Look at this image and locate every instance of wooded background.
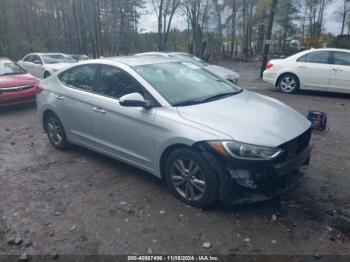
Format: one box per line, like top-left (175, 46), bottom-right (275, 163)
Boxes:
top-left (0, 0), bottom-right (349, 60)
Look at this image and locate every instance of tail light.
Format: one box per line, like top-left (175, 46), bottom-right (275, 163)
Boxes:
top-left (266, 61), bottom-right (273, 70)
top-left (35, 84), bottom-right (44, 94)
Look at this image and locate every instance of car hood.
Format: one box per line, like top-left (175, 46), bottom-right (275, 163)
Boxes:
top-left (0, 73), bottom-right (38, 88)
top-left (206, 65), bottom-right (240, 80)
top-left (177, 91), bottom-right (311, 147)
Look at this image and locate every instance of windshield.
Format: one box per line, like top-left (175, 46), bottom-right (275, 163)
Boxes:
top-left (134, 62), bottom-right (241, 106)
top-left (43, 55), bottom-right (75, 64)
top-left (0, 60), bottom-right (26, 76)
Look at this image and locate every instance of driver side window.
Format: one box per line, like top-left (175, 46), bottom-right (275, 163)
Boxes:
top-left (97, 65), bottom-right (144, 99)
top-left (32, 55), bottom-right (42, 64)
top-left (24, 55), bottom-right (33, 62)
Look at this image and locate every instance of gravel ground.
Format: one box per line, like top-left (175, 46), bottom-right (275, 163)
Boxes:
top-left (0, 62), bottom-right (350, 259)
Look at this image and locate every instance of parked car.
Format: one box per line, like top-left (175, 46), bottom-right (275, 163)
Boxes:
top-left (0, 58), bottom-right (40, 107)
top-left (263, 48), bottom-right (350, 94)
top-left (68, 54), bottom-right (89, 62)
top-left (18, 53), bottom-right (76, 79)
top-left (37, 57), bottom-right (312, 208)
top-left (135, 52), bottom-right (240, 84)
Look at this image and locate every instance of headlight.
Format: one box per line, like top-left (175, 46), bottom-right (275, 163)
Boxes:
top-left (208, 141), bottom-right (283, 160)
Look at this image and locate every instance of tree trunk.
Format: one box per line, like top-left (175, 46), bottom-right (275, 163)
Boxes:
top-left (260, 0), bottom-right (278, 77)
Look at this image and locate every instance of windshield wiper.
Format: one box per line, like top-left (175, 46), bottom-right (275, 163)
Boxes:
top-left (174, 91), bottom-right (241, 107)
top-left (173, 99), bottom-right (204, 107)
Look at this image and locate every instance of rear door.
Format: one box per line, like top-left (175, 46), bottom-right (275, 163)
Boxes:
top-left (55, 64), bottom-right (99, 146)
top-left (296, 51), bottom-right (331, 89)
top-left (90, 65), bottom-right (156, 170)
top-left (329, 51), bottom-right (350, 92)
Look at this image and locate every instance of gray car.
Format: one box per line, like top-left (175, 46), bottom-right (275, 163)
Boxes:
top-left (37, 56), bottom-right (312, 208)
top-left (135, 52), bottom-right (240, 84)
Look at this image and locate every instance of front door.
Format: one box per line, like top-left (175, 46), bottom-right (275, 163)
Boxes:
top-left (91, 65), bottom-right (156, 170)
top-left (329, 51), bottom-right (350, 92)
top-left (296, 50), bottom-right (331, 89)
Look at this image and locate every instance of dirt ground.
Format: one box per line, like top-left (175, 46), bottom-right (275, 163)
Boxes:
top-left (0, 62), bottom-right (350, 259)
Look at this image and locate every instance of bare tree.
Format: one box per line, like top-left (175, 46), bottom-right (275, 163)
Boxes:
top-left (182, 0), bottom-right (210, 56)
top-left (340, 0), bottom-right (350, 35)
top-left (152, 0), bottom-right (182, 50)
top-left (260, 0), bottom-right (278, 77)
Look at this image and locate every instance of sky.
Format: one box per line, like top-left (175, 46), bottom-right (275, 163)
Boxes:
top-left (139, 0), bottom-right (344, 35)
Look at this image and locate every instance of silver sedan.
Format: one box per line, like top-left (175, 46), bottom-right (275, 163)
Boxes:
top-left (37, 57), bottom-right (312, 208)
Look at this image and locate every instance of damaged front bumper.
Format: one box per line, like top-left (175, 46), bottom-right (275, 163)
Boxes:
top-left (201, 143), bottom-right (312, 205)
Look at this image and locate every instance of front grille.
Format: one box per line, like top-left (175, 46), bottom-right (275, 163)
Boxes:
top-left (0, 85), bottom-right (35, 92)
top-left (275, 128), bottom-right (312, 163)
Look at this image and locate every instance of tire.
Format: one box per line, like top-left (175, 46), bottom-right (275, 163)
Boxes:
top-left (165, 148), bottom-right (219, 208)
top-left (44, 71), bottom-right (51, 79)
top-left (277, 73), bottom-right (299, 94)
top-left (44, 112), bottom-right (69, 150)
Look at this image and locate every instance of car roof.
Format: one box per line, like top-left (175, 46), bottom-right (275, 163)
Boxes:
top-left (306, 48), bottom-right (350, 53)
top-left (136, 51), bottom-right (192, 57)
top-left (0, 57), bottom-right (11, 62)
top-left (104, 56), bottom-right (178, 67)
top-left (27, 53), bottom-right (67, 56)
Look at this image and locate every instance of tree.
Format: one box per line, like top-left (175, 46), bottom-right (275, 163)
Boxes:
top-left (182, 0), bottom-right (210, 56)
top-left (260, 0), bottom-right (278, 77)
top-left (340, 0), bottom-right (350, 35)
top-left (276, 0), bottom-right (298, 53)
top-left (152, 0), bottom-right (182, 50)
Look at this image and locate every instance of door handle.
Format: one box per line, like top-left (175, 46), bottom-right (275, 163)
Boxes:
top-left (92, 107), bottom-right (106, 114)
top-left (55, 95), bottom-right (64, 101)
top-left (332, 68), bottom-right (343, 72)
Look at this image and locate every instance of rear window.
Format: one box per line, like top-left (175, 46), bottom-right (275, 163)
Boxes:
top-left (297, 51), bottom-right (330, 64)
top-left (59, 65), bottom-right (97, 91)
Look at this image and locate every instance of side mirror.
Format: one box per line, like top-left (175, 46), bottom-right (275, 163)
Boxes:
top-left (33, 60), bottom-right (42, 65)
top-left (119, 93), bottom-right (151, 109)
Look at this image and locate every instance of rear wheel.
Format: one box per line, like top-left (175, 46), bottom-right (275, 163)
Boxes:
top-left (277, 74), bottom-right (299, 94)
top-left (165, 148), bottom-right (218, 208)
top-left (44, 112), bottom-right (69, 150)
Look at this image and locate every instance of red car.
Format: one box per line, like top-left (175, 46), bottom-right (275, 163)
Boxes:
top-left (0, 58), bottom-right (40, 108)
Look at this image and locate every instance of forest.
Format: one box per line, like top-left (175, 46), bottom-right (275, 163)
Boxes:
top-left (0, 0), bottom-right (349, 60)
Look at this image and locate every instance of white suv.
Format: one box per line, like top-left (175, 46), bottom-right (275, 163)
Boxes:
top-left (263, 48), bottom-right (350, 94)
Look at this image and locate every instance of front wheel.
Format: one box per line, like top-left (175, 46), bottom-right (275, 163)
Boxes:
top-left (277, 74), bottom-right (299, 94)
top-left (165, 148), bottom-right (219, 208)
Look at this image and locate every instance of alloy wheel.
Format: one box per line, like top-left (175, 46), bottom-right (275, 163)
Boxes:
top-left (47, 116), bottom-right (63, 146)
top-left (170, 158), bottom-right (206, 201)
top-left (280, 76), bottom-right (297, 93)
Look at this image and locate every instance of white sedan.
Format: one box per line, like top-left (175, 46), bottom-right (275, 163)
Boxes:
top-left (18, 53), bottom-right (76, 79)
top-left (263, 48), bottom-right (350, 94)
top-left (135, 52), bottom-right (240, 84)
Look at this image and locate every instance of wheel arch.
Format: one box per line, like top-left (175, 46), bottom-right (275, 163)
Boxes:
top-left (275, 72), bottom-right (301, 88)
top-left (159, 143), bottom-right (194, 180)
top-left (42, 109), bottom-right (57, 132)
